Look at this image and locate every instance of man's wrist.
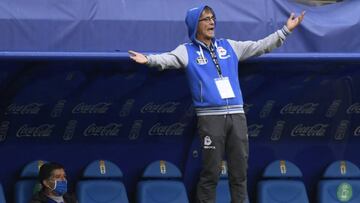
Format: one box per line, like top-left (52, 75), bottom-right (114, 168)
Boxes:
top-left (282, 25), bottom-right (292, 36)
top-left (145, 55), bottom-right (150, 64)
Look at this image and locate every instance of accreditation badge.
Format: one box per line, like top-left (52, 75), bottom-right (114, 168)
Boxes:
top-left (214, 77), bottom-right (235, 99)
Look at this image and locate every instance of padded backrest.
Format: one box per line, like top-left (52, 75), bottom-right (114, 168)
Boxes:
top-left (323, 160), bottom-right (360, 178)
top-left (77, 180), bottom-right (128, 203)
top-left (258, 160), bottom-right (309, 203)
top-left (0, 183), bottom-right (6, 203)
top-left (19, 160), bottom-right (47, 178)
top-left (15, 160), bottom-right (46, 203)
top-left (318, 160), bottom-right (360, 203)
top-left (83, 159), bottom-right (123, 178)
top-left (263, 160), bottom-right (303, 178)
top-left (142, 160), bottom-right (182, 178)
top-left (77, 160), bottom-right (128, 203)
top-left (137, 160), bottom-right (188, 203)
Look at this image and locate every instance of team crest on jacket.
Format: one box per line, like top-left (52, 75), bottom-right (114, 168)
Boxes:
top-left (217, 47), bottom-right (230, 59)
top-left (196, 51), bottom-right (208, 65)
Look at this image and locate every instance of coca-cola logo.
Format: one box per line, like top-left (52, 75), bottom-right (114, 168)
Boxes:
top-left (141, 102), bottom-right (180, 113)
top-left (280, 103), bottom-right (318, 114)
top-left (5, 103), bottom-right (44, 115)
top-left (291, 124), bottom-right (328, 137)
top-left (248, 124), bottom-right (263, 137)
top-left (148, 122), bottom-right (186, 136)
top-left (83, 123), bottom-right (122, 136)
top-left (16, 124), bottom-right (54, 137)
top-left (354, 126), bottom-right (360, 136)
top-left (72, 102), bottom-right (111, 114)
top-left (347, 103), bottom-right (360, 114)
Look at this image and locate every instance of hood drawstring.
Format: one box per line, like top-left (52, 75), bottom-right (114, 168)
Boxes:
top-left (199, 45), bottom-right (205, 60)
top-left (199, 42), bottom-right (223, 78)
top-left (199, 41), bottom-right (217, 60)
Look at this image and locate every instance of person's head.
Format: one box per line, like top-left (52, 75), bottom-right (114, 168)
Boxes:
top-left (196, 7), bottom-right (216, 45)
top-left (39, 162), bottom-right (67, 196)
top-left (185, 5), bottom-right (216, 46)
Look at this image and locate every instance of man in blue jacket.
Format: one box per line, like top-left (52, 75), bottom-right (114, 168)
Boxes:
top-left (129, 5), bottom-right (304, 203)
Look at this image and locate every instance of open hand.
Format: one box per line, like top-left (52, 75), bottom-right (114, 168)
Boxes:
top-left (286, 11), bottom-right (305, 32)
top-left (128, 50), bottom-right (148, 64)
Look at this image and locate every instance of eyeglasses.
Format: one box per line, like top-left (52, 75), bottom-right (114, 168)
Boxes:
top-left (199, 16), bottom-right (216, 23)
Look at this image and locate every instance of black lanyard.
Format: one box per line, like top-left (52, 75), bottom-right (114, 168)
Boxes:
top-left (208, 45), bottom-right (223, 77)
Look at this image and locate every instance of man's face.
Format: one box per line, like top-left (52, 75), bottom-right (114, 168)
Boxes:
top-left (43, 168), bottom-right (66, 190)
top-left (196, 10), bottom-right (215, 42)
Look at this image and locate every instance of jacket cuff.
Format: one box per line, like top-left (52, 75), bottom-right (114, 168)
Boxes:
top-left (145, 55), bottom-right (151, 65)
top-left (277, 25), bottom-right (292, 40)
top-left (282, 25), bottom-right (292, 36)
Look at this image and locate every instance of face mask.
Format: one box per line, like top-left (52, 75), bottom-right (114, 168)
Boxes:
top-left (51, 180), bottom-right (67, 196)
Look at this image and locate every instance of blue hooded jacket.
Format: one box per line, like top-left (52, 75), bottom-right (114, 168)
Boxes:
top-left (183, 5), bottom-right (245, 115)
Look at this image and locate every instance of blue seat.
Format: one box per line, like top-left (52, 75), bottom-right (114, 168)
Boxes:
top-left (216, 161), bottom-right (230, 202)
top-left (137, 160), bottom-right (189, 203)
top-left (0, 183), bottom-right (6, 203)
top-left (76, 160), bottom-right (129, 203)
top-left (216, 160), bottom-right (250, 203)
top-left (257, 160), bottom-right (309, 203)
top-left (15, 160), bottom-right (47, 203)
top-left (318, 160), bottom-right (360, 203)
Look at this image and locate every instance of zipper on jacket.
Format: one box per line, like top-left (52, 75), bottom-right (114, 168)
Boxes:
top-left (199, 81), bottom-right (203, 103)
top-left (226, 98), bottom-right (229, 114)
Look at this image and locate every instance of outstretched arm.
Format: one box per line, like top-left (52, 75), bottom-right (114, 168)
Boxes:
top-left (229, 11), bottom-right (305, 61)
top-left (128, 45), bottom-right (188, 70)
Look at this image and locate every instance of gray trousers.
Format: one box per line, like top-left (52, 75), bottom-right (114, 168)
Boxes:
top-left (196, 113), bottom-right (249, 203)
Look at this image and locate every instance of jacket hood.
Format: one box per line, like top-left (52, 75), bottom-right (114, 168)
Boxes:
top-left (185, 5), bottom-right (215, 44)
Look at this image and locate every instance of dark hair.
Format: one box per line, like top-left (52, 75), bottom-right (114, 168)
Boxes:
top-left (203, 6), bottom-right (216, 18)
top-left (39, 162), bottom-right (64, 186)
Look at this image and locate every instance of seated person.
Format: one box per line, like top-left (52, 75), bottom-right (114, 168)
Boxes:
top-left (30, 162), bottom-right (77, 203)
